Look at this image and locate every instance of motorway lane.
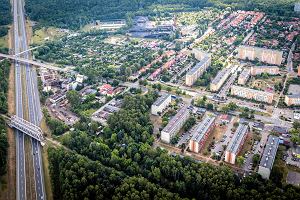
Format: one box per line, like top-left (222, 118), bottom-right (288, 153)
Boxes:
top-left (17, 0), bottom-right (46, 198)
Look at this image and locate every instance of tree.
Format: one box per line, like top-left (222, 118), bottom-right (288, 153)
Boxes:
top-left (252, 154), bottom-right (260, 167)
top-left (207, 103), bottom-right (214, 111)
top-left (66, 90), bottom-right (81, 109)
top-left (236, 156), bottom-right (245, 167)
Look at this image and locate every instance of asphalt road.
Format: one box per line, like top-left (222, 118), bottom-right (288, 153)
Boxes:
top-left (13, 0), bottom-right (46, 199)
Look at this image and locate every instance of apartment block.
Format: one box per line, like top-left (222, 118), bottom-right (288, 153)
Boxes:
top-left (250, 66), bottom-right (279, 76)
top-left (237, 45), bottom-right (283, 65)
top-left (258, 135), bottom-right (279, 179)
top-left (189, 115), bottom-right (216, 153)
top-left (151, 93), bottom-right (172, 115)
top-left (161, 105), bottom-right (190, 143)
top-left (285, 94), bottom-right (300, 106)
top-left (210, 67), bottom-right (231, 92)
top-left (231, 85), bottom-right (274, 104)
top-left (186, 56), bottom-right (211, 86)
top-left (225, 124), bottom-right (249, 164)
top-left (238, 68), bottom-right (250, 85)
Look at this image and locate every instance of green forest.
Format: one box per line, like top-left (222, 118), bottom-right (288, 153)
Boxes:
top-left (48, 92), bottom-right (300, 200)
top-left (0, 0), bottom-right (11, 37)
top-left (25, 0), bottom-right (299, 29)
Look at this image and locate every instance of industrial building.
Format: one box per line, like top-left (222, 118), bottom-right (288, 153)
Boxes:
top-left (161, 105), bottom-right (190, 143)
top-left (237, 45), bottom-right (283, 65)
top-left (151, 93), bottom-right (172, 115)
top-left (250, 66), bottom-right (279, 76)
top-left (186, 56), bottom-right (211, 86)
top-left (238, 68), bottom-right (250, 85)
top-left (225, 123), bottom-right (249, 164)
top-left (231, 85), bottom-right (274, 104)
top-left (285, 94), bottom-right (300, 106)
top-left (258, 135), bottom-right (279, 179)
top-left (210, 67), bottom-right (231, 92)
top-left (189, 115), bottom-right (216, 153)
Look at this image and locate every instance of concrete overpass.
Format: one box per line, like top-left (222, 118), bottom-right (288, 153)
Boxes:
top-left (0, 53), bottom-right (75, 73)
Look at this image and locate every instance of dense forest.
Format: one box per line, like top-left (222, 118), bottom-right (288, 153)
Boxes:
top-left (0, 117), bottom-right (8, 177)
top-left (0, 0), bottom-right (11, 38)
top-left (0, 60), bottom-right (10, 114)
top-left (25, 0), bottom-right (298, 29)
top-left (48, 92), bottom-right (300, 200)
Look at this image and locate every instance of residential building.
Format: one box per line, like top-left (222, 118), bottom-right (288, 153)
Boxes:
top-left (210, 67), bottom-right (231, 92)
top-left (258, 135), bottom-right (279, 179)
top-left (192, 48), bottom-right (208, 61)
top-left (225, 124), bottom-right (249, 164)
top-left (189, 115), bottom-right (216, 153)
top-left (186, 56), bottom-right (211, 86)
top-left (238, 68), bottom-right (250, 85)
top-left (231, 85), bottom-right (274, 104)
top-left (285, 94), bottom-right (300, 106)
top-left (151, 93), bottom-right (172, 115)
top-left (237, 45), bottom-right (283, 65)
top-left (49, 91), bottom-right (67, 105)
top-left (161, 105), bottom-right (190, 143)
top-left (250, 66), bottom-right (279, 76)
top-left (298, 65), bottom-right (300, 76)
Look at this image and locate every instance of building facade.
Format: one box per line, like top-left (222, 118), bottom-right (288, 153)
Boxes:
top-left (161, 105), bottom-right (190, 143)
top-left (210, 67), bottom-right (231, 92)
top-left (285, 94), bottom-right (300, 106)
top-left (237, 45), bottom-right (283, 65)
top-left (225, 124), bottom-right (249, 164)
top-left (258, 135), bottom-right (279, 179)
top-left (295, 3), bottom-right (300, 12)
top-left (231, 85), bottom-right (274, 104)
top-left (238, 68), bottom-right (250, 85)
top-left (189, 115), bottom-right (216, 153)
top-left (186, 56), bottom-right (211, 86)
top-left (151, 93), bottom-right (172, 115)
top-left (250, 66), bottom-right (279, 76)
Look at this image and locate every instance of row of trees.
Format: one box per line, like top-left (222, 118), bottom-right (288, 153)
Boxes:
top-left (0, 0), bottom-right (11, 26)
top-left (48, 91), bottom-right (300, 200)
top-left (0, 117), bottom-right (8, 176)
top-left (0, 60), bottom-right (10, 114)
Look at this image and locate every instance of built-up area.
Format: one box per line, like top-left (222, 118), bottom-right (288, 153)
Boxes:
top-left (33, 8), bottom-right (300, 185)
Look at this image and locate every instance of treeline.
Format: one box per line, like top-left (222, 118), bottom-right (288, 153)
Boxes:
top-left (0, 60), bottom-right (10, 114)
top-left (0, 117), bottom-right (8, 177)
top-left (48, 92), bottom-right (300, 200)
top-left (0, 0), bottom-right (11, 38)
top-left (25, 0), bottom-right (211, 29)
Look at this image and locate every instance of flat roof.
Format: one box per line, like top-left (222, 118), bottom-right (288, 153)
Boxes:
top-left (239, 68), bottom-right (250, 78)
top-left (251, 65), bottom-right (279, 69)
top-left (239, 45), bottom-right (283, 54)
top-left (287, 94), bottom-right (300, 98)
top-left (226, 124), bottom-right (248, 154)
top-left (190, 115), bottom-right (216, 143)
top-left (259, 135), bottom-right (279, 169)
top-left (153, 93), bottom-right (171, 107)
top-left (231, 85), bottom-right (274, 97)
top-left (186, 56), bottom-right (210, 76)
top-left (162, 105), bottom-right (189, 134)
top-left (211, 67), bottom-right (231, 85)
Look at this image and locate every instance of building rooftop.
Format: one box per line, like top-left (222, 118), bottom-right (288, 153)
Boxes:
top-left (162, 105), bottom-right (189, 134)
top-left (287, 94), bottom-right (300, 98)
top-left (190, 115), bottom-right (216, 143)
top-left (153, 93), bottom-right (171, 107)
top-left (226, 123), bottom-right (249, 154)
top-left (211, 67), bottom-right (231, 85)
top-left (251, 65), bottom-right (279, 69)
top-left (186, 56), bottom-right (210, 76)
top-left (239, 68), bottom-right (250, 79)
top-left (231, 85), bottom-right (274, 97)
top-left (259, 135), bottom-right (279, 170)
top-left (239, 45), bottom-right (283, 54)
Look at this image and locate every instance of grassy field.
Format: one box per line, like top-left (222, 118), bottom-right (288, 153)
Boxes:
top-left (0, 35), bottom-right (8, 48)
top-left (31, 27), bottom-right (66, 45)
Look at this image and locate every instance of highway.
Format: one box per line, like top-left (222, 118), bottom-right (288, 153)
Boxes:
top-left (12, 0), bottom-right (46, 199)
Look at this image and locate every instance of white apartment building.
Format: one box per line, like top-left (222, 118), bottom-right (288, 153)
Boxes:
top-left (250, 66), bottom-right (279, 76)
top-left (161, 105), bottom-right (190, 143)
top-left (151, 93), bottom-right (172, 115)
top-left (225, 124), bottom-right (249, 164)
top-left (210, 67), bottom-right (231, 92)
top-left (186, 56), bottom-right (211, 86)
top-left (258, 135), bottom-right (279, 179)
top-left (231, 85), bottom-right (274, 104)
top-left (238, 68), bottom-right (250, 85)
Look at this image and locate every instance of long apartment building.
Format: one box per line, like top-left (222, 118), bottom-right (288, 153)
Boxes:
top-left (285, 94), bottom-right (300, 106)
top-left (189, 115), bottom-right (216, 153)
top-left (210, 67), bottom-right (231, 92)
top-left (186, 56), bottom-right (211, 86)
top-left (231, 85), bottom-right (274, 104)
top-left (250, 66), bottom-right (279, 76)
top-left (161, 105), bottom-right (190, 143)
top-left (225, 124), bottom-right (249, 164)
top-left (237, 45), bottom-right (283, 65)
top-left (151, 93), bottom-right (172, 115)
top-left (258, 135), bottom-right (279, 179)
top-left (238, 68), bottom-right (250, 85)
